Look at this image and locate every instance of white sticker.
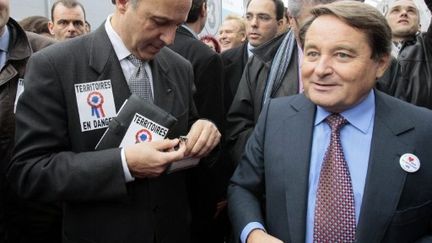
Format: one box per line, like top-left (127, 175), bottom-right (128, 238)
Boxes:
top-left (399, 153), bottom-right (420, 173)
top-left (14, 78), bottom-right (25, 113)
top-left (75, 80), bottom-right (116, 132)
top-left (119, 113), bottom-right (169, 147)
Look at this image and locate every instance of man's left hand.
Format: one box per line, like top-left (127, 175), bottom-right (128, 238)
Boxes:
top-left (184, 119), bottom-right (221, 158)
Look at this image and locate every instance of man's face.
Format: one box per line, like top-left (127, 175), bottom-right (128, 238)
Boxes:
top-left (245, 0), bottom-right (281, 47)
top-left (48, 3), bottom-right (86, 40)
top-left (218, 19), bottom-right (246, 52)
top-left (113, 0), bottom-right (191, 61)
top-left (302, 15), bottom-right (389, 113)
top-left (0, 0), bottom-right (9, 35)
top-left (386, 0), bottom-right (420, 39)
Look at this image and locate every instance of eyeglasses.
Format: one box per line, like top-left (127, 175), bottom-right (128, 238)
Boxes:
top-left (245, 13), bottom-right (274, 23)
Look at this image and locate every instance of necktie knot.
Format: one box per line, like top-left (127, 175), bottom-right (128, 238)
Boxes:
top-left (126, 54), bottom-right (153, 101)
top-left (326, 113), bottom-right (348, 132)
top-left (127, 55), bottom-right (145, 67)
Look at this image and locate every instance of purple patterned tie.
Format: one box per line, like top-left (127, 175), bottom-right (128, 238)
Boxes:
top-left (313, 114), bottom-right (356, 242)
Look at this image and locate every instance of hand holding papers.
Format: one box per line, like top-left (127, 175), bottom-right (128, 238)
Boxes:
top-left (95, 94), bottom-right (201, 176)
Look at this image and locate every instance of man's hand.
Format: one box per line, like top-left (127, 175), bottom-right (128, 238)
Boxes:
top-left (184, 119), bottom-right (221, 158)
top-left (247, 229), bottom-right (283, 243)
top-left (125, 138), bottom-right (186, 178)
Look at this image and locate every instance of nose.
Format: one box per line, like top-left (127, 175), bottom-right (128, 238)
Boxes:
top-left (314, 56), bottom-right (333, 77)
top-left (160, 26), bottom-right (177, 45)
top-left (400, 9), bottom-right (409, 17)
top-left (66, 22), bottom-right (76, 32)
top-left (248, 16), bottom-right (259, 28)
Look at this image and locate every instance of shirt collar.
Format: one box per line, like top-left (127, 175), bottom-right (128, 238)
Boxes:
top-left (247, 42), bottom-right (254, 58)
top-left (0, 26), bottom-right (10, 52)
top-left (181, 24), bottom-right (199, 39)
top-left (104, 15), bottom-right (131, 61)
top-left (314, 90), bottom-right (375, 134)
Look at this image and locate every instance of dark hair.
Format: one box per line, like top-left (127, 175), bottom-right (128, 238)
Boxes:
top-left (187, 0), bottom-right (206, 23)
top-left (299, 1), bottom-right (391, 61)
top-left (19, 16), bottom-right (51, 35)
top-left (51, 0), bottom-right (86, 21)
top-left (246, 0), bottom-right (285, 20)
top-left (200, 35), bottom-right (221, 53)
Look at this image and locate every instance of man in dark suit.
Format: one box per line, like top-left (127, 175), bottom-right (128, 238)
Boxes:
top-left (221, 0), bottom-right (284, 114)
top-left (221, 41), bottom-right (249, 115)
top-left (168, 0), bottom-right (225, 242)
top-left (228, 2), bottom-right (432, 242)
top-left (0, 0), bottom-right (57, 242)
top-left (7, 0), bottom-right (220, 242)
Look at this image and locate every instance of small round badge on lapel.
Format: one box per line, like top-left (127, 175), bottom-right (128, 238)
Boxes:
top-left (399, 153), bottom-right (420, 173)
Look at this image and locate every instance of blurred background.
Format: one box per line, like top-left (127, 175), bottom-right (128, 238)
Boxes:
top-left (10, 0), bottom-right (431, 36)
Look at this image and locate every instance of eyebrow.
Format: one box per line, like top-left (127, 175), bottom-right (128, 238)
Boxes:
top-left (303, 42), bottom-right (358, 54)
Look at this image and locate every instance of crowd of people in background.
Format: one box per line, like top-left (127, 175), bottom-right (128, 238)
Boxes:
top-left (0, 0), bottom-right (432, 242)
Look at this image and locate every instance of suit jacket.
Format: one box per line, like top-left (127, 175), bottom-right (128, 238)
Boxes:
top-left (8, 24), bottom-right (198, 243)
top-left (221, 42), bottom-right (249, 114)
top-left (168, 25), bottom-right (225, 243)
top-left (226, 32), bottom-right (299, 166)
top-left (168, 26), bottom-right (224, 132)
top-left (228, 91), bottom-right (432, 243)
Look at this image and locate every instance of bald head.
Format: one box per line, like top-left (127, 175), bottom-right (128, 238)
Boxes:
top-left (386, 0), bottom-right (420, 42)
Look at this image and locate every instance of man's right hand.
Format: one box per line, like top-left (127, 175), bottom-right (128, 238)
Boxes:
top-left (124, 138), bottom-right (186, 178)
top-left (247, 229), bottom-right (283, 243)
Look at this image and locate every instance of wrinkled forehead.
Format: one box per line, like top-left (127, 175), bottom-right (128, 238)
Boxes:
top-left (388, 0), bottom-right (419, 12)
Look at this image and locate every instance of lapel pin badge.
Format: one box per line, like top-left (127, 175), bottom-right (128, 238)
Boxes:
top-left (399, 153), bottom-right (420, 173)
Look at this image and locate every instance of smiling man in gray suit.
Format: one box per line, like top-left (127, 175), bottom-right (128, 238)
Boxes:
top-left (7, 0), bottom-right (221, 242)
top-left (228, 1), bottom-right (432, 243)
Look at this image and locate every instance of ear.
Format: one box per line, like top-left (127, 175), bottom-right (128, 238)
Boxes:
top-left (48, 21), bottom-right (55, 35)
top-left (200, 2), bottom-right (207, 18)
top-left (116, 0), bottom-right (129, 13)
top-left (376, 53), bottom-right (391, 79)
top-left (240, 33), bottom-right (247, 42)
top-left (276, 18), bottom-right (283, 27)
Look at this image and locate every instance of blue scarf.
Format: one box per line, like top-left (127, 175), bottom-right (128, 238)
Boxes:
top-left (262, 30), bottom-right (296, 105)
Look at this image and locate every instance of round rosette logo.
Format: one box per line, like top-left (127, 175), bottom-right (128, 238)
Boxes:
top-left (135, 129), bottom-right (152, 143)
top-left (87, 91), bottom-right (105, 118)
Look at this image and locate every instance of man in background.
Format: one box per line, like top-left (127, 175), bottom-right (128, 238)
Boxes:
top-left (221, 0), bottom-right (284, 115)
top-left (218, 14), bottom-right (247, 53)
top-left (168, 0), bottom-right (225, 242)
top-left (0, 0), bottom-right (56, 242)
top-left (48, 0), bottom-right (86, 40)
top-left (378, 0), bottom-right (432, 109)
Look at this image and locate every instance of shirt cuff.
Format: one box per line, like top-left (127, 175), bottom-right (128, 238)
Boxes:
top-left (121, 148), bottom-right (135, 182)
top-left (240, 222), bottom-right (265, 243)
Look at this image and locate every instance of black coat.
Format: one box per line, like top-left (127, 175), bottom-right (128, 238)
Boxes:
top-left (377, 9), bottom-right (432, 110)
top-left (220, 42), bottom-right (249, 114)
top-left (168, 26), bottom-right (226, 243)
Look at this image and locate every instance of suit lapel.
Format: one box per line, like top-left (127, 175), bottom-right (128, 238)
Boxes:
top-left (150, 50), bottom-right (175, 113)
top-left (282, 95), bottom-right (316, 243)
top-left (88, 25), bottom-right (131, 111)
top-left (356, 91), bottom-right (414, 242)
